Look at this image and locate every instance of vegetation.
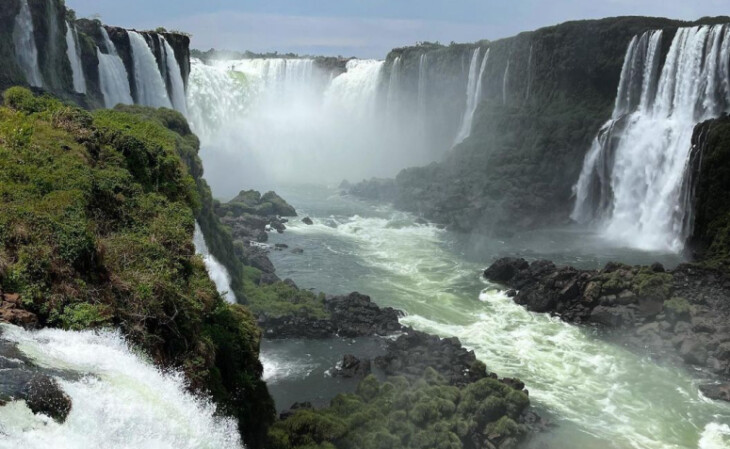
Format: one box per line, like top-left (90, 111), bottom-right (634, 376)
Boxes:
top-left (269, 370), bottom-right (529, 449)
top-left (241, 266), bottom-right (329, 319)
top-left (0, 88), bottom-right (274, 448)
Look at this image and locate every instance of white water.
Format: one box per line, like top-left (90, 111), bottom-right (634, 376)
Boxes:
top-left (12, 0), bottom-right (43, 87)
top-left (386, 56), bottom-right (402, 118)
top-left (65, 22), bottom-right (86, 94)
top-left (161, 37), bottom-right (188, 115)
top-left (454, 47), bottom-right (489, 144)
top-left (193, 223), bottom-right (236, 304)
top-left (128, 31), bottom-right (172, 109)
top-left (98, 28), bottom-right (133, 108)
top-left (188, 57), bottom-right (446, 193)
top-left (573, 25), bottom-right (730, 252)
top-left (268, 191), bottom-right (730, 449)
top-left (0, 324), bottom-right (242, 449)
top-left (502, 59), bottom-right (510, 104)
top-left (417, 53), bottom-right (428, 116)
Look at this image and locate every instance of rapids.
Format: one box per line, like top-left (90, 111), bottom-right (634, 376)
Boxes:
top-left (264, 185), bottom-right (730, 449)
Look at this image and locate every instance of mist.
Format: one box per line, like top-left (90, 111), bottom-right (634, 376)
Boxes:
top-left (186, 53), bottom-right (468, 197)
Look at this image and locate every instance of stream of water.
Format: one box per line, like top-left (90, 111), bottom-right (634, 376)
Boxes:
top-left (263, 185), bottom-right (730, 449)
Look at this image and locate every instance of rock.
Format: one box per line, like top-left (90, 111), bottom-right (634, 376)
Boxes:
top-left (279, 401), bottom-right (313, 420)
top-left (692, 318), bottom-right (716, 334)
top-left (590, 306), bottom-right (634, 328)
top-left (332, 354), bottom-right (371, 378)
top-left (23, 375), bottom-right (72, 423)
top-left (302, 217), bottom-right (314, 225)
top-left (274, 243), bottom-right (289, 250)
top-left (505, 289), bottom-right (517, 298)
top-left (651, 262), bottom-right (666, 273)
top-left (291, 248), bottom-right (304, 254)
top-left (0, 294), bottom-right (38, 328)
top-left (283, 278), bottom-right (298, 289)
top-left (258, 273), bottom-right (280, 285)
top-left (679, 338), bottom-right (708, 366)
top-left (483, 258), bottom-right (529, 284)
top-left (699, 383), bottom-right (730, 402)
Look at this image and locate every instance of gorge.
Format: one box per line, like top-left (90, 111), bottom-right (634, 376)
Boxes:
top-left (1, 1), bottom-right (730, 449)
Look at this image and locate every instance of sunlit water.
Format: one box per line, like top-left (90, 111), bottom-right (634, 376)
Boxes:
top-left (264, 185), bottom-right (730, 449)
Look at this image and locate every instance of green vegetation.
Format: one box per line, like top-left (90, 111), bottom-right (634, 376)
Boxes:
top-left (663, 297), bottom-right (691, 322)
top-left (269, 370), bottom-right (529, 449)
top-left (0, 88), bottom-right (274, 449)
top-left (242, 266), bottom-right (328, 318)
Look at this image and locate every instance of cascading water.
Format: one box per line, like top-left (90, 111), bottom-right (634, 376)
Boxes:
top-left (502, 59), bottom-right (510, 104)
top-left (98, 28), bottom-right (133, 108)
top-left (572, 25), bottom-right (730, 252)
top-left (128, 31), bottom-right (173, 109)
top-left (12, 0), bottom-right (43, 87)
top-left (65, 22), bottom-right (86, 94)
top-left (454, 48), bottom-right (489, 145)
top-left (193, 223), bottom-right (236, 304)
top-left (386, 56), bottom-right (402, 117)
top-left (417, 53), bottom-right (428, 116)
top-left (0, 323), bottom-right (243, 449)
top-left (161, 37), bottom-right (188, 115)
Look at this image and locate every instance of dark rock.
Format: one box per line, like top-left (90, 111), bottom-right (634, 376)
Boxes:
top-left (332, 354), bottom-right (371, 378)
top-left (283, 278), bottom-right (298, 289)
top-left (484, 258), bottom-right (529, 284)
top-left (274, 243), bottom-right (289, 250)
top-left (590, 306), bottom-right (634, 327)
top-left (302, 217), bottom-right (314, 225)
top-left (679, 338), bottom-right (708, 366)
top-left (0, 293), bottom-right (38, 328)
top-left (291, 248), bottom-right (304, 254)
top-left (505, 289), bottom-right (517, 298)
top-left (23, 375), bottom-right (72, 423)
top-left (651, 262), bottom-right (666, 273)
top-left (699, 383), bottom-right (730, 402)
top-left (258, 273), bottom-right (280, 286)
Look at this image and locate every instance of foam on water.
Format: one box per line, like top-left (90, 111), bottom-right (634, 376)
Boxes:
top-left (0, 324), bottom-right (242, 449)
top-left (273, 194), bottom-right (730, 449)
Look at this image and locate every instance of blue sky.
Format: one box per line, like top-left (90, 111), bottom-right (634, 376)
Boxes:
top-left (67, 0), bottom-right (729, 58)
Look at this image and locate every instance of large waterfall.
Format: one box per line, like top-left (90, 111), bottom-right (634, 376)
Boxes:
top-left (12, 0), bottom-right (43, 88)
top-left (572, 24), bottom-right (730, 252)
top-left (65, 22), bottom-right (87, 94)
top-left (128, 31), bottom-right (173, 109)
top-left (454, 48), bottom-right (489, 145)
top-left (97, 28), bottom-right (134, 108)
top-left (0, 324), bottom-right (243, 449)
top-left (188, 56), bottom-right (443, 193)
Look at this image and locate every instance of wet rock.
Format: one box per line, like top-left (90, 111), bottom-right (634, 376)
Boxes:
top-left (291, 248), bottom-right (304, 254)
top-left (699, 383), bottom-right (730, 402)
top-left (23, 375), bottom-right (72, 423)
top-left (483, 258), bottom-right (529, 284)
top-left (302, 217), bottom-right (314, 225)
top-left (258, 273), bottom-right (280, 286)
top-left (332, 354), bottom-right (371, 378)
top-left (590, 306), bottom-right (634, 327)
top-left (679, 338), bottom-right (708, 366)
top-left (274, 243), bottom-right (289, 250)
top-left (283, 278), bottom-right (298, 289)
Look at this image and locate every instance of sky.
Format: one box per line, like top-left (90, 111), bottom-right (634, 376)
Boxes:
top-left (67, 0), bottom-right (729, 58)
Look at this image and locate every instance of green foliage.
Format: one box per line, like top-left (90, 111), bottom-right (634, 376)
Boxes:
top-left (242, 266), bottom-right (329, 318)
top-left (663, 297), bottom-right (691, 322)
top-left (271, 370), bottom-right (529, 449)
top-left (632, 268), bottom-right (672, 300)
top-left (0, 88), bottom-right (274, 449)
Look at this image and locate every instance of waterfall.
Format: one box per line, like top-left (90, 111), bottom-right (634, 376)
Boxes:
top-left (97, 28), bottom-right (133, 108)
top-left (12, 0), bottom-right (43, 87)
top-left (161, 36), bottom-right (188, 115)
top-left (193, 223), bottom-right (236, 304)
top-left (502, 60), bottom-right (510, 104)
top-left (324, 59), bottom-right (384, 116)
top-left (525, 45), bottom-right (533, 102)
top-left (572, 25), bottom-right (730, 252)
top-left (386, 56), bottom-right (402, 116)
top-left (0, 323), bottom-right (243, 449)
top-left (454, 48), bottom-right (489, 145)
top-left (128, 31), bottom-right (172, 109)
top-left (417, 53), bottom-right (428, 115)
top-left (65, 22), bottom-right (86, 94)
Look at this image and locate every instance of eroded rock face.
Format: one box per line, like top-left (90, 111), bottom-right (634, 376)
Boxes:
top-left (0, 293), bottom-right (38, 328)
top-left (483, 257), bottom-right (730, 386)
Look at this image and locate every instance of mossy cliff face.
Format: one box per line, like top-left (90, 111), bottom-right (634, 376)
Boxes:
top-left (375, 16), bottom-right (730, 233)
top-left (686, 115), bottom-right (730, 266)
top-left (1, 0), bottom-right (191, 111)
top-left (0, 88), bottom-right (275, 448)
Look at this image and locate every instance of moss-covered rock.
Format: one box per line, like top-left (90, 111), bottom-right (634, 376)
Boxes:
top-left (0, 88), bottom-right (274, 448)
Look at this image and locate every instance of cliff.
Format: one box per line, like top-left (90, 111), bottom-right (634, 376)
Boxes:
top-left (351, 16), bottom-right (730, 234)
top-left (1, 0), bottom-right (190, 110)
top-left (0, 88), bottom-right (274, 447)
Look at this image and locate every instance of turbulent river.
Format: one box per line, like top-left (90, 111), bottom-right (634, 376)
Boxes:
top-left (261, 185), bottom-right (730, 449)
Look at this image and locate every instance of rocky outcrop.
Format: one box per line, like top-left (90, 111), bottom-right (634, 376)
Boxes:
top-left (259, 292), bottom-right (403, 339)
top-left (340, 178), bottom-right (397, 202)
top-left (484, 258), bottom-right (730, 392)
top-left (331, 354), bottom-right (371, 378)
top-left (0, 293), bottom-right (38, 328)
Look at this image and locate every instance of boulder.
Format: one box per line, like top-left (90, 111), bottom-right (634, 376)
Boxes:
top-left (699, 383), bottom-right (730, 402)
top-left (23, 375), bottom-right (72, 423)
top-left (332, 354), bottom-right (371, 378)
top-left (483, 258), bottom-right (529, 284)
top-left (302, 217), bottom-right (314, 225)
top-left (679, 338), bottom-right (708, 366)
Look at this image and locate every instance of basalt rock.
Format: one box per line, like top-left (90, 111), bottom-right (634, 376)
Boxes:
top-left (260, 292), bottom-right (403, 339)
top-left (332, 354), bottom-right (371, 378)
top-left (484, 257), bottom-right (730, 386)
top-left (23, 374), bottom-right (72, 423)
